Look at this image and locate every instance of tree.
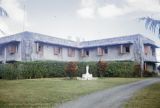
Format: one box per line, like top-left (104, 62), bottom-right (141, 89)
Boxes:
top-left (65, 62), bottom-right (78, 79)
top-left (0, 6), bottom-right (8, 35)
top-left (0, 7), bottom-right (8, 17)
top-left (97, 60), bottom-right (107, 77)
top-left (140, 17), bottom-right (160, 37)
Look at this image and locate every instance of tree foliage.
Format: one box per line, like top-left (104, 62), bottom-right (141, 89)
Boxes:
top-left (0, 61), bottom-right (155, 80)
top-left (65, 62), bottom-right (78, 79)
top-left (0, 6), bottom-right (8, 35)
top-left (97, 60), bottom-right (107, 77)
top-left (140, 17), bottom-right (160, 37)
top-left (0, 7), bottom-right (8, 17)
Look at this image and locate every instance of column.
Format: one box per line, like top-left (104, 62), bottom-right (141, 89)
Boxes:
top-left (3, 47), bottom-right (6, 64)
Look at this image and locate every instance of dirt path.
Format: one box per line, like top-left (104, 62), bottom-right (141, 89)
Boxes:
top-left (56, 78), bottom-right (160, 108)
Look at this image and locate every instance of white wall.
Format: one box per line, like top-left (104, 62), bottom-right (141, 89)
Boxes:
top-left (33, 43), bottom-right (80, 61)
top-left (80, 45), bottom-right (134, 62)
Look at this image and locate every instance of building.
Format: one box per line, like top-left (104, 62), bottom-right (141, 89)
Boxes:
top-left (0, 31), bottom-right (159, 72)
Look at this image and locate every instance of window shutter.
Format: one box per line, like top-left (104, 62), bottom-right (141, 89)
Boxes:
top-left (144, 46), bottom-right (149, 55)
top-left (81, 49), bottom-right (85, 57)
top-left (68, 48), bottom-right (75, 57)
top-left (8, 45), bottom-right (17, 54)
top-left (54, 47), bottom-right (62, 55)
top-left (36, 43), bottom-right (39, 53)
top-left (68, 48), bottom-right (71, 57)
top-left (72, 49), bottom-right (75, 57)
top-left (97, 47), bottom-right (103, 56)
top-left (36, 43), bottom-right (43, 55)
top-left (120, 45), bottom-right (123, 54)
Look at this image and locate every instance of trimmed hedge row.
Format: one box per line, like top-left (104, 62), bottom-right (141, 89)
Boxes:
top-left (0, 61), bottom-right (140, 80)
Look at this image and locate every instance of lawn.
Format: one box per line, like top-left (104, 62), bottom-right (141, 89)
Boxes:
top-left (0, 78), bottom-right (142, 108)
top-left (125, 82), bottom-right (160, 108)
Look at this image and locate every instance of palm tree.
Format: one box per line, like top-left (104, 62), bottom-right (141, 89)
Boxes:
top-left (0, 7), bottom-right (8, 17)
top-left (0, 6), bottom-right (8, 35)
top-left (140, 17), bottom-right (160, 38)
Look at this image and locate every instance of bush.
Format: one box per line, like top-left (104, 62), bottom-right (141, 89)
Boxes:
top-left (133, 64), bottom-right (141, 77)
top-left (65, 62), bottom-right (78, 79)
top-left (107, 62), bottom-right (136, 77)
top-left (97, 60), bottom-right (107, 77)
top-left (0, 61), bottom-right (144, 80)
top-left (0, 61), bottom-right (66, 80)
top-left (143, 70), bottom-right (157, 77)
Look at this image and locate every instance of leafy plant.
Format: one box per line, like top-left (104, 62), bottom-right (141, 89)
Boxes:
top-left (65, 62), bottom-right (78, 79)
top-left (97, 60), bottom-right (107, 77)
top-left (140, 17), bottom-right (160, 37)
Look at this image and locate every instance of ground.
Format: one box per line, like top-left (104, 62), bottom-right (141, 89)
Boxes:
top-left (0, 78), bottom-right (141, 108)
top-left (56, 78), bottom-right (160, 108)
top-left (125, 82), bottom-right (160, 108)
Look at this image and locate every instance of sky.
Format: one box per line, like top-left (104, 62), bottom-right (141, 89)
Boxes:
top-left (0, 0), bottom-right (160, 42)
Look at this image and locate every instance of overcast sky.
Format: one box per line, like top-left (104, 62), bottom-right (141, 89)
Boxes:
top-left (0, 0), bottom-right (160, 42)
top-left (1, 0), bottom-right (160, 60)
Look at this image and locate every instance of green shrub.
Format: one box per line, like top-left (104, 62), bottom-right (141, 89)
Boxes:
top-left (133, 64), bottom-right (141, 77)
top-left (107, 62), bottom-right (136, 77)
top-left (0, 61), bottom-right (142, 80)
top-left (143, 70), bottom-right (157, 77)
top-left (0, 61), bottom-right (66, 80)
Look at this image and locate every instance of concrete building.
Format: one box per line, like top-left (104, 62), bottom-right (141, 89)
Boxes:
top-left (0, 31), bottom-right (159, 72)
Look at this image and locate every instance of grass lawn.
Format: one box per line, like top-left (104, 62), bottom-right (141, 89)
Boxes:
top-left (0, 78), bottom-right (142, 108)
top-left (125, 82), bottom-right (160, 108)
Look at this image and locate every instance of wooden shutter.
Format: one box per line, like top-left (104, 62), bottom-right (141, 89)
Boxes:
top-left (81, 49), bottom-right (85, 57)
top-left (68, 48), bottom-right (74, 57)
top-left (36, 43), bottom-right (39, 53)
top-left (54, 47), bottom-right (61, 55)
top-left (144, 46), bottom-right (149, 55)
top-left (72, 49), bottom-right (75, 57)
top-left (97, 47), bottom-right (103, 56)
top-left (119, 45), bottom-right (124, 54)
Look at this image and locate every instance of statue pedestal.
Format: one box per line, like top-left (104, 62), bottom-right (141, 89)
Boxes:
top-left (81, 65), bottom-right (96, 80)
top-left (82, 73), bottom-right (93, 80)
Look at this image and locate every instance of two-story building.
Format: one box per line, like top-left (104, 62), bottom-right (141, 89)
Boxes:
top-left (0, 31), bottom-right (158, 72)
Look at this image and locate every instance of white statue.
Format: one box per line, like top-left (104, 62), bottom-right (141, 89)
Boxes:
top-left (82, 65), bottom-right (93, 80)
top-left (86, 65), bottom-right (89, 75)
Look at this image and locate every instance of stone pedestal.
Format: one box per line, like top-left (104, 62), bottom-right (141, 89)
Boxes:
top-left (82, 65), bottom-right (94, 80)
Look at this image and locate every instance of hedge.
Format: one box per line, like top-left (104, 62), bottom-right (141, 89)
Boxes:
top-left (0, 61), bottom-right (141, 80)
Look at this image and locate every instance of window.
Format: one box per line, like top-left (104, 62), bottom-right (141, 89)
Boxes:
top-left (152, 47), bottom-right (156, 56)
top-left (80, 49), bottom-right (89, 57)
top-left (8, 45), bottom-right (17, 54)
top-left (124, 46), bottom-right (130, 53)
top-left (104, 47), bottom-right (108, 54)
top-left (97, 47), bottom-right (103, 56)
top-left (144, 46), bottom-right (149, 55)
top-left (54, 46), bottom-right (61, 55)
top-left (38, 44), bottom-right (43, 52)
top-left (80, 49), bottom-right (85, 57)
top-left (0, 47), bottom-right (3, 55)
top-left (120, 45), bottom-right (130, 54)
top-left (85, 50), bottom-right (89, 56)
top-left (68, 48), bottom-right (75, 57)
top-left (36, 43), bottom-right (43, 54)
